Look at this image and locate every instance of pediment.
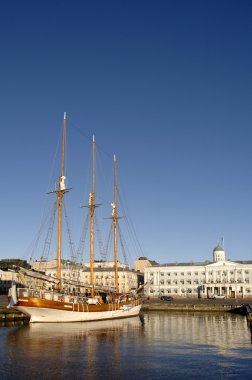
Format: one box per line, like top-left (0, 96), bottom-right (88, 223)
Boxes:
top-left (206, 260), bottom-right (239, 267)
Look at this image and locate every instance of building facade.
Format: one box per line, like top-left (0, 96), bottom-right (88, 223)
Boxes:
top-left (44, 264), bottom-right (140, 294)
top-left (134, 257), bottom-right (157, 273)
top-left (145, 245), bottom-right (252, 299)
top-left (0, 270), bottom-right (16, 294)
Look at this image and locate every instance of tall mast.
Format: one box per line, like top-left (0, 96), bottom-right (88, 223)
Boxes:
top-left (112, 154), bottom-right (119, 291)
top-left (89, 135), bottom-right (95, 297)
top-left (57, 112), bottom-right (67, 289)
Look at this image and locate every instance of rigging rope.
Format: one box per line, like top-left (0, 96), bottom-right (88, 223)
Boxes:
top-left (94, 214), bottom-right (106, 262)
top-left (76, 213), bottom-right (89, 262)
top-left (22, 200), bottom-right (54, 264)
top-left (63, 199), bottom-right (76, 262)
top-left (117, 188), bottom-right (144, 258)
top-left (117, 222), bottom-right (129, 265)
top-left (40, 199), bottom-right (57, 262)
top-left (104, 222), bottom-right (113, 263)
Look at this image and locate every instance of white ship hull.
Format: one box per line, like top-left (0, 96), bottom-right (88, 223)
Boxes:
top-left (16, 304), bottom-right (142, 323)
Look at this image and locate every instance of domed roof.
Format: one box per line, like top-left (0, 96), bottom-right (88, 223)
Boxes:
top-left (213, 244), bottom-right (224, 252)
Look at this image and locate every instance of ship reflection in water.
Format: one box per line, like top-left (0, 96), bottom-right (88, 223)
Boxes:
top-left (0, 312), bottom-right (252, 379)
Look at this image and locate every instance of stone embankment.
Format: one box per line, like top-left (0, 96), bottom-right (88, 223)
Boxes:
top-left (141, 298), bottom-right (251, 314)
top-left (142, 302), bottom-right (241, 312)
top-left (0, 306), bottom-right (29, 323)
top-left (0, 295), bottom-right (29, 323)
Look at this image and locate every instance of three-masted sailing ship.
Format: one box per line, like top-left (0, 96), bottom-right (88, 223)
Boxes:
top-left (9, 113), bottom-right (142, 322)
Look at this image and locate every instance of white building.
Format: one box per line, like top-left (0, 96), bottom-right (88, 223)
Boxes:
top-left (0, 270), bottom-right (17, 294)
top-left (145, 245), bottom-right (252, 299)
top-left (44, 265), bottom-right (140, 294)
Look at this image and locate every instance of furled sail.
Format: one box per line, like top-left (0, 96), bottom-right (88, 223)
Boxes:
top-left (14, 266), bottom-right (60, 284)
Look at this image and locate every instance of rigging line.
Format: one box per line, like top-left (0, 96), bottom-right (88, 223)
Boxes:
top-left (117, 188), bottom-right (144, 257)
top-left (63, 199), bottom-right (76, 262)
top-left (124, 212), bottom-right (143, 258)
top-left (81, 145), bottom-right (92, 205)
top-left (78, 138), bottom-right (94, 216)
top-left (46, 123), bottom-right (62, 193)
top-left (117, 210), bottom-right (139, 266)
top-left (40, 199), bottom-right (57, 261)
top-left (94, 214), bottom-right (106, 261)
top-left (95, 147), bottom-right (111, 205)
top-left (22, 200), bottom-right (53, 263)
top-left (69, 122), bottom-right (93, 144)
top-left (117, 222), bottom-right (129, 265)
top-left (71, 122), bottom-right (114, 162)
top-left (76, 213), bottom-right (89, 262)
top-left (22, 120), bottom-right (64, 263)
top-left (104, 222), bottom-right (113, 263)
top-left (26, 122), bottom-right (64, 263)
top-left (115, 171), bottom-right (141, 252)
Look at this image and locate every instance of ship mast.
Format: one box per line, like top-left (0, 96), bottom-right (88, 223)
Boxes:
top-left (112, 155), bottom-right (119, 292)
top-left (89, 135), bottom-right (96, 297)
top-left (57, 112), bottom-right (67, 289)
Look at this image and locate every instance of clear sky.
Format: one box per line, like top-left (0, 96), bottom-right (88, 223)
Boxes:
top-left (1, 0), bottom-right (252, 266)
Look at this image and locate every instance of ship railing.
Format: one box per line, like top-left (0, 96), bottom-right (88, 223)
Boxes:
top-left (17, 288), bottom-right (141, 307)
top-left (17, 288), bottom-right (51, 299)
top-left (16, 287), bottom-right (83, 303)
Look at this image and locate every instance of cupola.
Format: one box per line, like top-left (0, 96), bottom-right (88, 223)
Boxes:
top-left (213, 244), bottom-right (225, 262)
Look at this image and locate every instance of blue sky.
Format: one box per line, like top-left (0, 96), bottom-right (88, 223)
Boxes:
top-left (1, 1), bottom-right (252, 265)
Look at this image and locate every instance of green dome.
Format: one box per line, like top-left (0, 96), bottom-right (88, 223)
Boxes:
top-left (213, 245), bottom-right (224, 252)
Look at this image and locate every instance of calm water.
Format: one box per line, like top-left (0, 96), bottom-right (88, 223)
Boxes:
top-left (0, 312), bottom-right (251, 379)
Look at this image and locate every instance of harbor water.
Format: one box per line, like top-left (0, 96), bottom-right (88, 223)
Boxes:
top-left (0, 311), bottom-right (251, 379)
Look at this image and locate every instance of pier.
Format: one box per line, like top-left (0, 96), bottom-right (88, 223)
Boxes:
top-left (0, 306), bottom-right (29, 323)
top-left (244, 304), bottom-right (252, 321)
top-left (0, 295), bottom-right (29, 323)
top-left (142, 298), bottom-right (252, 315)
